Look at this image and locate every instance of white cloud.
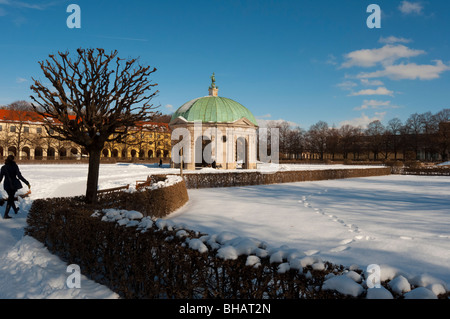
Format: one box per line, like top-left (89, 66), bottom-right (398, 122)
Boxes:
top-left (341, 44), bottom-right (425, 68)
top-left (326, 54), bottom-right (338, 66)
top-left (379, 36), bottom-right (412, 45)
top-left (357, 60), bottom-right (450, 80)
top-left (164, 104), bottom-right (173, 110)
top-left (336, 81), bottom-right (357, 91)
top-left (399, 1), bottom-right (424, 15)
top-left (353, 100), bottom-right (401, 111)
top-left (339, 112), bottom-right (386, 128)
top-left (16, 77), bottom-right (27, 83)
top-left (349, 87), bottom-right (394, 97)
top-left (360, 79), bottom-right (384, 86)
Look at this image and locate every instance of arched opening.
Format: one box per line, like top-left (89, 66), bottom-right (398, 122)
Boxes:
top-left (102, 149), bottom-right (109, 157)
top-left (8, 146), bottom-right (17, 156)
top-left (121, 149), bottom-right (127, 158)
top-left (236, 137), bottom-right (248, 169)
top-left (22, 147), bottom-right (31, 160)
top-left (148, 150), bottom-right (153, 158)
top-left (70, 148), bottom-right (79, 158)
top-left (112, 149), bottom-right (119, 158)
top-left (156, 150), bottom-right (162, 158)
top-left (35, 147), bottom-right (43, 160)
top-left (195, 135), bottom-right (213, 167)
top-left (0, 146), bottom-right (4, 159)
top-left (139, 150), bottom-right (145, 158)
top-left (130, 149), bottom-right (137, 158)
top-left (59, 148), bottom-right (67, 159)
top-left (47, 147), bottom-right (55, 159)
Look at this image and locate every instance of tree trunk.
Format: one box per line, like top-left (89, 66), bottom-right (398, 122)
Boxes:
top-left (86, 148), bottom-right (102, 203)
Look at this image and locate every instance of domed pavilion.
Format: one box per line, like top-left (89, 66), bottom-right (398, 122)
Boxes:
top-left (170, 74), bottom-right (258, 170)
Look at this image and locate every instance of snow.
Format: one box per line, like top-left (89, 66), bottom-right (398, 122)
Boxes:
top-left (0, 163), bottom-right (449, 299)
top-left (404, 287), bottom-right (438, 299)
top-left (366, 286), bottom-right (393, 299)
top-left (388, 275), bottom-right (411, 294)
top-left (322, 275), bottom-right (364, 297)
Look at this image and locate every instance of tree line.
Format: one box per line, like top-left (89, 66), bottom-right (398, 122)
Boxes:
top-left (265, 108), bottom-right (450, 162)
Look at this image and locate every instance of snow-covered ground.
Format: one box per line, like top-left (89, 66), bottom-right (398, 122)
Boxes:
top-left (0, 163), bottom-right (448, 298)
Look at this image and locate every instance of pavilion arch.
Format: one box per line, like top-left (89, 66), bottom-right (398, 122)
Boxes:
top-left (148, 149), bottom-right (154, 158)
top-left (130, 149), bottom-right (137, 158)
top-left (112, 149), bottom-right (119, 158)
top-left (102, 149), bottom-right (110, 157)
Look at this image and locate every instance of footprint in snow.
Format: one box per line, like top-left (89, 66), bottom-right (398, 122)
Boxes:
top-left (329, 245), bottom-right (350, 253)
top-left (339, 238), bottom-right (353, 245)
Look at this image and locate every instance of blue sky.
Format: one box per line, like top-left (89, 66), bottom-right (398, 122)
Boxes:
top-left (0, 0), bottom-right (449, 129)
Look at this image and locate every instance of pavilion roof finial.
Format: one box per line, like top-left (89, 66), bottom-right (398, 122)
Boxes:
top-left (208, 72), bottom-right (219, 97)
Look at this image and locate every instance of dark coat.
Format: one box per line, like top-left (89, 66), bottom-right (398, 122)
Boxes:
top-left (0, 162), bottom-right (29, 192)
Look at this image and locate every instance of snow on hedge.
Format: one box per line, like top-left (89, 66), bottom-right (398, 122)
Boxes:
top-left (92, 207), bottom-right (449, 299)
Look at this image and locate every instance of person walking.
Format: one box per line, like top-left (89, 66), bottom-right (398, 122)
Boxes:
top-left (0, 155), bottom-right (30, 219)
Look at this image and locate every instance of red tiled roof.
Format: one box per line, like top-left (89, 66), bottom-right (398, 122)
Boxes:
top-left (0, 109), bottom-right (170, 129)
top-left (0, 109), bottom-right (45, 122)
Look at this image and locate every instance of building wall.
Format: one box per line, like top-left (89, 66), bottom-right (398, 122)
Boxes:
top-left (0, 115), bottom-right (171, 160)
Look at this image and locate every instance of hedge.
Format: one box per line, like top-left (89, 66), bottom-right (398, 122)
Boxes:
top-left (25, 196), bottom-right (359, 299)
top-left (164, 167), bottom-right (391, 189)
top-left (25, 195), bottom-right (449, 299)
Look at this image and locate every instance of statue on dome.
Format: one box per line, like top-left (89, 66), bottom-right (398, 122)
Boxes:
top-left (210, 72), bottom-right (217, 89)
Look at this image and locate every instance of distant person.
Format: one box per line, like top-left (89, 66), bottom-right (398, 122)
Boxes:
top-left (159, 158), bottom-right (163, 167)
top-left (0, 155), bottom-right (30, 219)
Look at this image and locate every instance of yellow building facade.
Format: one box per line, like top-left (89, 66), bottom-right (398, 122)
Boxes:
top-left (0, 109), bottom-right (171, 160)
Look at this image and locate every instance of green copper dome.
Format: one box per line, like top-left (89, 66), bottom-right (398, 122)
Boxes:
top-left (171, 96), bottom-right (258, 126)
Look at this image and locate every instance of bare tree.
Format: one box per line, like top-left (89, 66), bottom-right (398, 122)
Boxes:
top-left (387, 117), bottom-right (402, 160)
top-left (30, 48), bottom-right (159, 203)
top-left (307, 121), bottom-right (329, 160)
top-left (365, 120), bottom-right (385, 160)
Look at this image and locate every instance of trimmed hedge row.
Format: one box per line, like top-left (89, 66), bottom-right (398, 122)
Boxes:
top-left (25, 196), bottom-right (357, 299)
top-left (26, 198), bottom-right (450, 299)
top-left (98, 177), bottom-right (189, 218)
top-left (171, 167), bottom-right (391, 189)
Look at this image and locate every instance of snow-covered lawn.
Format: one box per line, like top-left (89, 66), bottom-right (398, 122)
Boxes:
top-left (0, 163), bottom-right (448, 298)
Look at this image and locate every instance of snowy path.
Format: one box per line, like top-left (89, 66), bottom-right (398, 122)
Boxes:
top-left (0, 163), bottom-right (449, 298)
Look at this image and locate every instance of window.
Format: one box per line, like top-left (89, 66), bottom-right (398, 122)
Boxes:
top-left (23, 126), bottom-right (30, 133)
top-left (0, 125), bottom-right (2, 131)
top-left (36, 127), bottom-right (42, 134)
top-left (10, 126), bottom-right (16, 133)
